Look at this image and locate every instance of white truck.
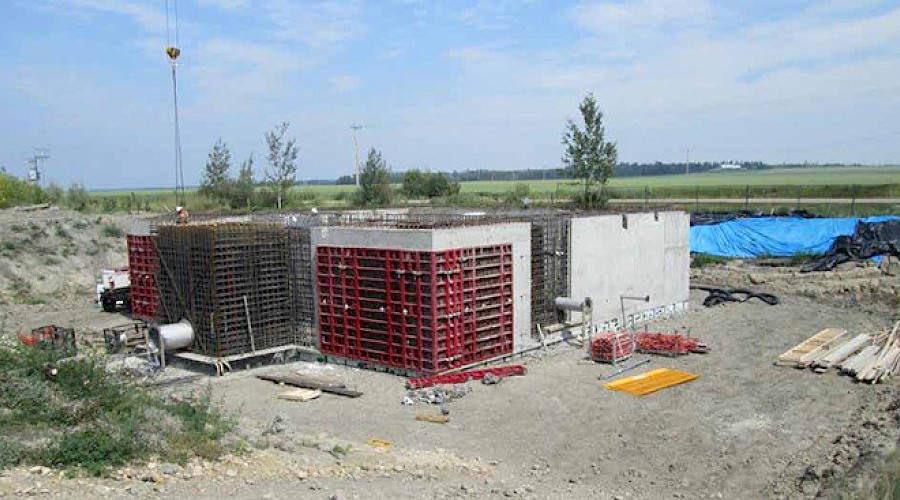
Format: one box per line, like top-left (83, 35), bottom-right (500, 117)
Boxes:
top-left (96, 267), bottom-right (130, 312)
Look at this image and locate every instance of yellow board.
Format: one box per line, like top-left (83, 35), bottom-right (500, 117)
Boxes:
top-left (604, 368), bottom-right (700, 396)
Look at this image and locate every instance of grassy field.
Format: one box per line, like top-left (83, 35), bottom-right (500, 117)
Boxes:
top-left (84, 165), bottom-right (900, 213)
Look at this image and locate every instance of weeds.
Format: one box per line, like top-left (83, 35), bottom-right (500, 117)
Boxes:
top-left (55, 227), bottom-right (71, 239)
top-left (691, 253), bottom-right (731, 268)
top-left (10, 224), bottom-right (24, 233)
top-left (0, 345), bottom-right (237, 475)
top-left (101, 225), bottom-right (123, 238)
top-left (72, 221), bottom-right (88, 230)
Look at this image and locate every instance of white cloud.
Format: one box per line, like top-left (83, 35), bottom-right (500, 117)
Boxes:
top-left (329, 74), bottom-right (361, 92)
top-left (569, 0), bottom-right (713, 33)
top-left (197, 0), bottom-right (248, 11)
top-left (263, 0), bottom-right (365, 51)
top-left (51, 0), bottom-right (167, 31)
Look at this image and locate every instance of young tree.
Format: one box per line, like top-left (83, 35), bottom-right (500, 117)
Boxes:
top-left (200, 139), bottom-right (232, 200)
top-left (401, 169), bottom-right (425, 197)
top-left (264, 122), bottom-right (299, 209)
top-left (354, 148), bottom-right (393, 207)
top-left (230, 154), bottom-right (255, 209)
top-left (562, 93), bottom-right (617, 207)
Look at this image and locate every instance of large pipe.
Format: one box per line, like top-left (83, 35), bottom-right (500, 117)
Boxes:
top-left (554, 296), bottom-right (592, 311)
top-left (149, 319), bottom-right (194, 353)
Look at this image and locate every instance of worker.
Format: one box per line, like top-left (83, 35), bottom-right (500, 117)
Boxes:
top-left (175, 206), bottom-right (189, 224)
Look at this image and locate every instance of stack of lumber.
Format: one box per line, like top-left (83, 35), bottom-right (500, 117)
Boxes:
top-left (777, 322), bottom-right (900, 384)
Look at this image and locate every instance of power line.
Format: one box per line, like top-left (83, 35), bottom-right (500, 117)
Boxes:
top-left (350, 124), bottom-right (363, 187)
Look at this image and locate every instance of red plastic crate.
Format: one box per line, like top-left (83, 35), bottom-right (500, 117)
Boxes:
top-left (316, 244), bottom-right (513, 374)
top-left (127, 234), bottom-right (160, 321)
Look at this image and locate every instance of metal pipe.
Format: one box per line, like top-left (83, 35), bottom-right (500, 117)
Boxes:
top-left (149, 319), bottom-right (194, 353)
top-left (555, 296), bottom-right (592, 311)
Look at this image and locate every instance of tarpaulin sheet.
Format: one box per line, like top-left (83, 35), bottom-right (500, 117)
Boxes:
top-left (690, 216), bottom-right (899, 258)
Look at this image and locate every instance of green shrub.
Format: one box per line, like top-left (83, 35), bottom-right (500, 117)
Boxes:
top-left (0, 346), bottom-right (237, 475)
top-left (691, 253), bottom-right (730, 268)
top-left (102, 225), bottom-right (123, 238)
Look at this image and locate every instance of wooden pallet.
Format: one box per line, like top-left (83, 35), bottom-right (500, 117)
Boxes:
top-left (775, 328), bottom-right (847, 367)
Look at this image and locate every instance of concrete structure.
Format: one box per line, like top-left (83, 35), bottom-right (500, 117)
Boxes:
top-left (570, 211), bottom-right (690, 330)
top-left (311, 223), bottom-right (532, 350)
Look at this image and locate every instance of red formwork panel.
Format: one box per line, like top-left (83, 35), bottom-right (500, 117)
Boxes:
top-left (126, 234), bottom-right (160, 321)
top-left (316, 244), bottom-right (513, 374)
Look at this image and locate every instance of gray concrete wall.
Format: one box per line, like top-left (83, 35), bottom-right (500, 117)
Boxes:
top-left (310, 226), bottom-right (432, 250)
top-left (569, 211), bottom-right (689, 328)
top-left (431, 223), bottom-right (532, 350)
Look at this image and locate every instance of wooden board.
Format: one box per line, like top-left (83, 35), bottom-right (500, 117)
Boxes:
top-left (776, 328), bottom-right (847, 366)
top-left (603, 368), bottom-right (699, 396)
top-left (278, 388), bottom-right (322, 402)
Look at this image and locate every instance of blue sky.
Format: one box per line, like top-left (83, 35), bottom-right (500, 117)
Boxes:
top-left (1, 0), bottom-right (899, 189)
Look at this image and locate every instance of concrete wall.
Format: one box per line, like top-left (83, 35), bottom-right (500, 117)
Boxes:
top-left (569, 211), bottom-right (689, 327)
top-left (310, 226), bottom-right (432, 250)
top-left (431, 223), bottom-right (532, 350)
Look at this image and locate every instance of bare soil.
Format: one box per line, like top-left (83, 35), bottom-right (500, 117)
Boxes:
top-left (1, 210), bottom-right (898, 499)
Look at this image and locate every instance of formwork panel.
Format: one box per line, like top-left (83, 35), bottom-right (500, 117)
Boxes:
top-left (316, 244), bottom-right (513, 374)
top-left (127, 234), bottom-right (160, 321)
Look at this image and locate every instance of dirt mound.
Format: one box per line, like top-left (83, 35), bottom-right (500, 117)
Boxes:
top-left (693, 260), bottom-right (900, 316)
top-left (0, 208), bottom-right (139, 333)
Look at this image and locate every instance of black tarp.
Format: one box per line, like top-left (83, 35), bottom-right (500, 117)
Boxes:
top-left (801, 219), bottom-right (900, 272)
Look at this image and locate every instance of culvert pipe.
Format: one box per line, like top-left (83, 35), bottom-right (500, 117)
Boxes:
top-left (554, 296), bottom-right (592, 311)
top-left (149, 319), bottom-right (194, 353)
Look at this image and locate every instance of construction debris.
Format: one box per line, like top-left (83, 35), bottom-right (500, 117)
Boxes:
top-left (401, 385), bottom-right (471, 406)
top-left (591, 330), bottom-right (708, 362)
top-left (634, 331), bottom-right (708, 356)
top-left (692, 285), bottom-right (780, 307)
top-left (257, 373), bottom-right (363, 398)
top-left (775, 328), bottom-right (847, 366)
top-left (17, 325), bottom-right (76, 355)
top-left (604, 368), bottom-right (700, 396)
top-left (777, 322), bottom-right (900, 383)
top-left (277, 388), bottom-right (322, 402)
top-left (415, 414), bottom-right (450, 424)
top-left (406, 365), bottom-right (526, 389)
top-left (590, 332), bottom-right (633, 363)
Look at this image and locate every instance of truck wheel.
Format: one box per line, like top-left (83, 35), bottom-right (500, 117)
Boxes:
top-left (102, 296), bottom-right (117, 312)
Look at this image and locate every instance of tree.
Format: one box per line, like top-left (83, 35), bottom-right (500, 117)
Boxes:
top-left (401, 169), bottom-right (459, 198)
top-left (354, 148), bottom-right (393, 207)
top-left (401, 169), bottom-right (425, 197)
top-left (265, 122), bottom-right (299, 209)
top-left (562, 93), bottom-right (617, 207)
top-left (230, 154), bottom-right (255, 209)
top-left (200, 139), bottom-right (232, 201)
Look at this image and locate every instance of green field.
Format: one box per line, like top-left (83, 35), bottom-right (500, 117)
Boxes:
top-left (82, 165), bottom-right (899, 215)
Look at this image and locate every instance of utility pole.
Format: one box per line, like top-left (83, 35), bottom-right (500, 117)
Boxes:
top-left (350, 124), bottom-right (363, 187)
top-left (685, 148), bottom-right (691, 176)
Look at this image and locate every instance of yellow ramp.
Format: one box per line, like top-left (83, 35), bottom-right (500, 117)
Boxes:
top-left (604, 368), bottom-right (700, 396)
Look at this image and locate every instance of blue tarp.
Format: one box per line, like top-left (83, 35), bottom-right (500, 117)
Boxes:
top-left (690, 216), bottom-right (900, 258)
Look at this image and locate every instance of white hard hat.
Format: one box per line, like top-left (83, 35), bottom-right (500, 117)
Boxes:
top-left (176, 206), bottom-right (184, 212)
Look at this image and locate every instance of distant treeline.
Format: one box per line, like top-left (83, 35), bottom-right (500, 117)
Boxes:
top-left (333, 161), bottom-right (862, 184)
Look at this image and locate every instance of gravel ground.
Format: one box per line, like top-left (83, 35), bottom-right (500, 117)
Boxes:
top-left (1, 211), bottom-right (897, 499)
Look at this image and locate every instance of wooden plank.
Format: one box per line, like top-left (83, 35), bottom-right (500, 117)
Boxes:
top-left (278, 388), bottom-right (322, 401)
top-left (776, 328), bottom-right (847, 366)
top-left (257, 372), bottom-right (363, 398)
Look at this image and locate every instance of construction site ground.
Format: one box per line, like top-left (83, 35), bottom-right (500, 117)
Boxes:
top-left (1, 211), bottom-right (899, 499)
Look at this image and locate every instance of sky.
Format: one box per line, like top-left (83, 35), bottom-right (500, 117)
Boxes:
top-left (1, 0), bottom-right (899, 189)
